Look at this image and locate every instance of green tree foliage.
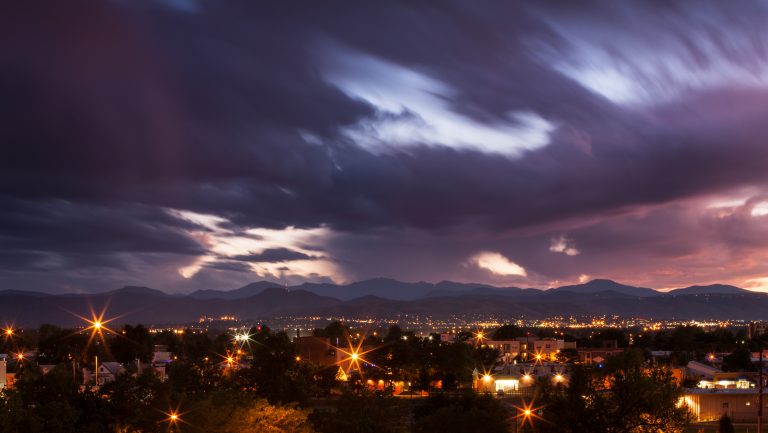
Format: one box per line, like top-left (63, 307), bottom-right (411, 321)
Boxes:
top-left (722, 346), bottom-right (754, 372)
top-left (0, 362), bottom-right (109, 433)
top-left (313, 321), bottom-right (350, 345)
top-left (492, 324), bottom-right (523, 340)
top-left (413, 393), bottom-right (510, 433)
top-left (557, 347), bottom-right (580, 364)
top-left (717, 414), bottom-right (735, 433)
top-left (109, 324), bottom-right (153, 365)
top-left (219, 399), bottom-right (316, 433)
top-left (36, 324), bottom-right (91, 364)
top-left (535, 350), bottom-right (690, 433)
top-left (310, 391), bottom-right (408, 433)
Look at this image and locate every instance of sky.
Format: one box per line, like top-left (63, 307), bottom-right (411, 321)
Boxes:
top-left (3, 1), bottom-right (768, 293)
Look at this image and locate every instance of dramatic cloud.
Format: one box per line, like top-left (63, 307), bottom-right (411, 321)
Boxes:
top-left (549, 236), bottom-right (580, 256)
top-left (4, 1), bottom-right (768, 292)
top-left (471, 252), bottom-right (528, 278)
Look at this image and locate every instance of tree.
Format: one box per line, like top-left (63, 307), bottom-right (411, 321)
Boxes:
top-left (717, 414), bottom-right (735, 433)
top-left (535, 350), bottom-right (690, 433)
top-left (313, 321), bottom-right (350, 345)
top-left (310, 391), bottom-right (407, 433)
top-left (413, 393), bottom-right (510, 433)
top-left (722, 346), bottom-right (753, 372)
top-left (557, 348), bottom-right (580, 364)
top-left (492, 324), bottom-right (523, 340)
top-left (109, 324), bottom-right (153, 365)
top-left (220, 399), bottom-right (316, 433)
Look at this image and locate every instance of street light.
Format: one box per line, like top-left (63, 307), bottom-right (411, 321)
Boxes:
top-left (515, 400), bottom-right (541, 432)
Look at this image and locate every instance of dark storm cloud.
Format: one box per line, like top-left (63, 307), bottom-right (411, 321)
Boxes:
top-left (3, 0), bottom-right (768, 291)
top-left (232, 248), bottom-right (318, 263)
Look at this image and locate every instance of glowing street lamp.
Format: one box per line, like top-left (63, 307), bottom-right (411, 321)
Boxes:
top-left (515, 400), bottom-right (542, 431)
top-left (71, 304), bottom-right (119, 352)
top-left (336, 335), bottom-right (380, 374)
top-left (162, 408), bottom-right (186, 432)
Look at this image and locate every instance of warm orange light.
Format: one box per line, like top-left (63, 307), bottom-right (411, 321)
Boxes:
top-left (16, 352), bottom-right (24, 360)
top-left (336, 334), bottom-right (379, 373)
top-left (227, 356), bottom-right (234, 363)
top-left (515, 399), bottom-right (542, 428)
top-left (483, 374), bottom-right (492, 382)
top-left (295, 356), bottom-right (301, 362)
top-left (523, 374), bottom-right (531, 380)
top-left (93, 321), bottom-right (102, 330)
top-left (170, 414), bottom-right (178, 421)
top-left (4, 328), bottom-right (13, 336)
top-left (555, 374), bottom-right (564, 382)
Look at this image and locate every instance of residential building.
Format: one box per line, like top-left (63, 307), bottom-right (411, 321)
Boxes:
top-left (294, 336), bottom-right (342, 367)
top-left (577, 346), bottom-right (624, 364)
top-left (687, 361), bottom-right (720, 381)
top-left (151, 345), bottom-right (173, 380)
top-left (485, 340), bottom-right (521, 363)
top-left (748, 321), bottom-right (768, 339)
top-left (681, 388), bottom-right (768, 422)
top-left (83, 362), bottom-right (125, 386)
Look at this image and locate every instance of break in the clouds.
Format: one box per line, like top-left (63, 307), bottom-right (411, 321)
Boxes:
top-left (4, 1), bottom-right (768, 293)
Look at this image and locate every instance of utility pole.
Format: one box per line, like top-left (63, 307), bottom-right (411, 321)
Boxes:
top-left (94, 355), bottom-right (98, 387)
top-left (760, 345), bottom-right (764, 433)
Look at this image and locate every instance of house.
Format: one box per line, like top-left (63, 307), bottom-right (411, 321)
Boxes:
top-left (687, 361), bottom-right (720, 381)
top-left (576, 347), bottom-right (624, 364)
top-left (475, 365), bottom-right (569, 394)
top-left (516, 337), bottom-right (567, 361)
top-left (151, 346), bottom-right (173, 380)
top-left (681, 388), bottom-right (768, 422)
top-left (485, 340), bottom-right (521, 363)
top-left (748, 321), bottom-right (768, 339)
top-left (83, 362), bottom-right (126, 385)
top-left (294, 336), bottom-right (343, 367)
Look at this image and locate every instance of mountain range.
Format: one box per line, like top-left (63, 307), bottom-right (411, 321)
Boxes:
top-left (0, 279), bottom-right (761, 327)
